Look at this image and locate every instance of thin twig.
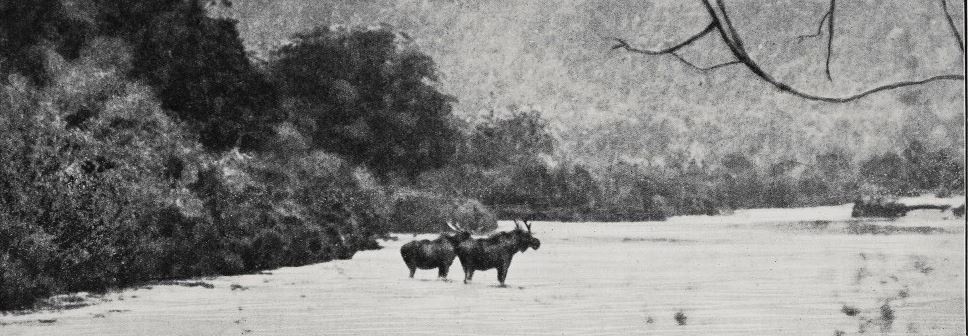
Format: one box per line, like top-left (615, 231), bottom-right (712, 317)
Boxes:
top-left (611, 23), bottom-right (740, 72)
top-left (702, 60), bottom-right (743, 71)
top-left (670, 53), bottom-right (741, 71)
top-left (796, 0), bottom-right (836, 81)
top-left (824, 0), bottom-right (836, 81)
top-left (796, 10), bottom-right (830, 39)
top-left (941, 0), bottom-right (965, 53)
top-left (611, 23), bottom-right (717, 55)
top-left (614, 37), bottom-right (741, 72)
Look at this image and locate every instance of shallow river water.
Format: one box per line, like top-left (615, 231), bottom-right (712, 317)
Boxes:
top-left (1, 203), bottom-right (965, 335)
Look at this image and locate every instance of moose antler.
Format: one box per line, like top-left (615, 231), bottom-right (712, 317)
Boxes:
top-left (513, 219), bottom-right (521, 230)
top-left (523, 219), bottom-right (532, 233)
top-left (447, 220), bottom-right (470, 233)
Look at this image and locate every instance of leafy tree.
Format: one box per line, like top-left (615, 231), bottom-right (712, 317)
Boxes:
top-left (797, 148), bottom-right (857, 205)
top-left (270, 26), bottom-right (460, 179)
top-left (2, 0), bottom-right (281, 151)
top-left (714, 153), bottom-right (762, 208)
top-left (0, 0), bottom-right (90, 82)
top-left (464, 108), bottom-right (556, 168)
top-left (859, 153), bottom-right (908, 195)
top-left (900, 140), bottom-right (965, 194)
top-left (132, 2), bottom-right (281, 151)
top-left (556, 165), bottom-right (601, 208)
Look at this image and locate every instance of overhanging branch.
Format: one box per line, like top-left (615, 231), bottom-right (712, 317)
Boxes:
top-left (698, 0), bottom-right (964, 103)
top-left (614, 0), bottom-right (966, 103)
top-left (770, 74), bottom-right (966, 103)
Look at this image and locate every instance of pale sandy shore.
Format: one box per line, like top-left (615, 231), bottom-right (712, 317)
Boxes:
top-left (1, 201), bottom-right (965, 335)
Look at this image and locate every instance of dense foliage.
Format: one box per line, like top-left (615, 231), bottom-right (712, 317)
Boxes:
top-left (0, 39), bottom-right (388, 309)
top-left (0, 2), bottom-right (412, 310)
top-left (132, 3), bottom-right (282, 151)
top-left (269, 27), bottom-right (460, 180)
top-left (1, 0), bottom-right (282, 151)
top-left (1, 48), bottom-right (192, 308)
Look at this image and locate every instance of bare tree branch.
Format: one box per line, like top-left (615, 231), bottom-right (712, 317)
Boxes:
top-left (611, 23), bottom-right (717, 55)
top-left (672, 55), bottom-right (742, 71)
top-left (695, 0), bottom-right (965, 103)
top-left (788, 74), bottom-right (967, 103)
top-left (796, 0), bottom-right (836, 81)
top-left (614, 0), bottom-right (966, 103)
top-left (613, 37), bottom-right (741, 72)
top-left (796, 7), bottom-right (830, 39)
top-left (668, 52), bottom-right (742, 71)
top-left (824, 0), bottom-right (836, 81)
top-left (610, 23), bottom-right (741, 72)
top-left (941, 0), bottom-right (965, 53)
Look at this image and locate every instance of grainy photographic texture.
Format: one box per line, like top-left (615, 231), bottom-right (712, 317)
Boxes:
top-left (0, 0), bottom-right (965, 335)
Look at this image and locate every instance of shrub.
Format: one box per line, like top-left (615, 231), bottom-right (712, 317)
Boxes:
top-left (389, 191), bottom-right (497, 233)
top-left (451, 199), bottom-right (499, 233)
top-left (0, 49), bottom-right (198, 308)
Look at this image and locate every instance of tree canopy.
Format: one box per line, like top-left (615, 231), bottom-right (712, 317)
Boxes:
top-left (270, 26), bottom-right (460, 180)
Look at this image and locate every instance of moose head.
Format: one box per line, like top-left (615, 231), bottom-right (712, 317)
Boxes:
top-left (512, 219), bottom-right (541, 253)
top-left (444, 220), bottom-right (472, 247)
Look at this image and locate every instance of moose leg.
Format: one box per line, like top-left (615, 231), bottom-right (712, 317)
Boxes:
top-left (497, 260), bottom-right (513, 287)
top-left (405, 259), bottom-right (416, 278)
top-left (463, 267), bottom-right (474, 284)
top-left (438, 264), bottom-right (449, 279)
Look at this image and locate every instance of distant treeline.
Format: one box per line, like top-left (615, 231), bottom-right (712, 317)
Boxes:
top-left (414, 107), bottom-right (965, 221)
top-left (0, 0), bottom-right (964, 310)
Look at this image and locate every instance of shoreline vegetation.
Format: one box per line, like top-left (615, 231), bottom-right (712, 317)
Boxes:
top-left (1, 1), bottom-right (964, 311)
top-left (850, 197), bottom-right (961, 218)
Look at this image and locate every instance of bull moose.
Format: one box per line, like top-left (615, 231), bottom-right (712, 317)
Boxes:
top-left (455, 219), bottom-right (541, 287)
top-left (400, 223), bottom-right (471, 279)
